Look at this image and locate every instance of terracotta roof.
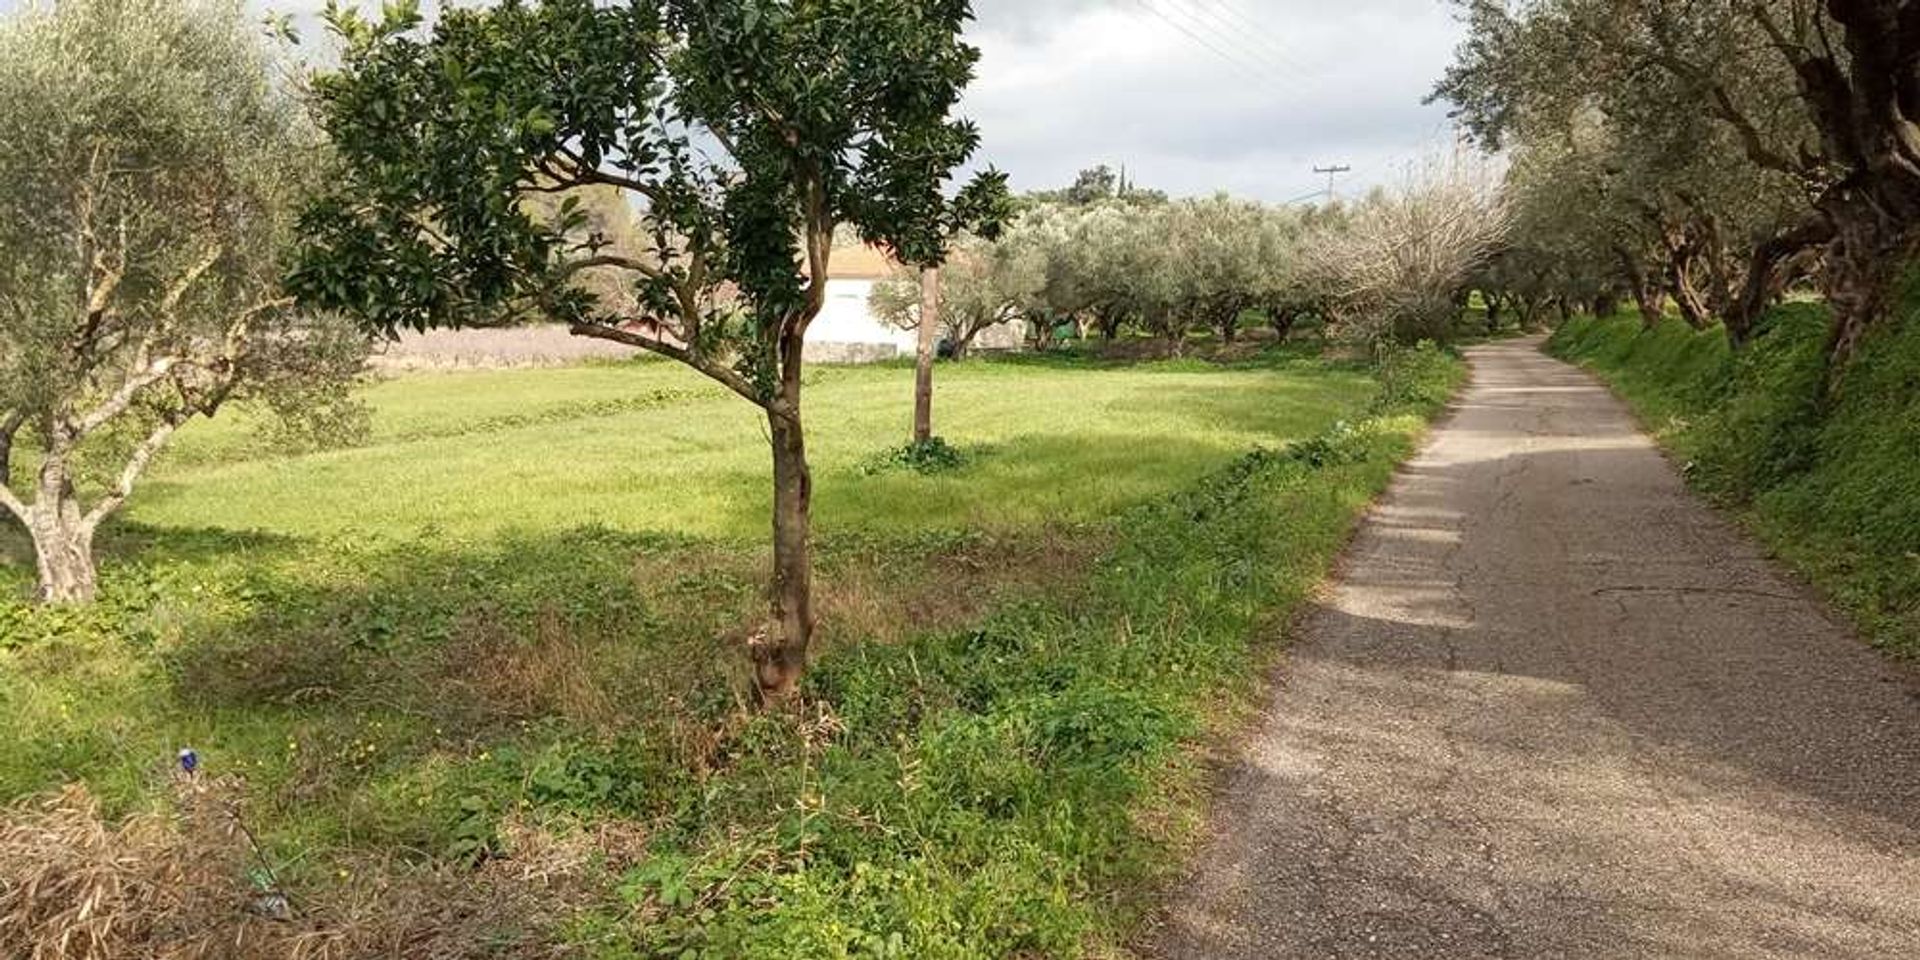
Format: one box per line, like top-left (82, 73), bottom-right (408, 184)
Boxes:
top-left (826, 243), bottom-right (899, 280)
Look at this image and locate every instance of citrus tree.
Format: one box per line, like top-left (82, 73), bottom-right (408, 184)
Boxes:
top-left (290, 0), bottom-right (1006, 701)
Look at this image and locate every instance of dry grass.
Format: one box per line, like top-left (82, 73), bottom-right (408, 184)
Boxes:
top-left (437, 609), bottom-right (623, 732)
top-left (817, 529), bottom-right (1106, 645)
top-left (0, 779), bottom-right (640, 960)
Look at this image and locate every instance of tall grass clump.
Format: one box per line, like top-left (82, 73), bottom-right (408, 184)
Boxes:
top-left (1549, 289), bottom-right (1920, 657)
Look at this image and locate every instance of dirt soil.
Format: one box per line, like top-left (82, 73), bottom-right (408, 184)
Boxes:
top-left (1151, 338), bottom-right (1920, 959)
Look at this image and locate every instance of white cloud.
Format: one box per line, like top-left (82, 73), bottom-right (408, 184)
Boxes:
top-left (959, 0), bottom-right (1468, 201)
top-left (15, 0), bottom-right (1467, 203)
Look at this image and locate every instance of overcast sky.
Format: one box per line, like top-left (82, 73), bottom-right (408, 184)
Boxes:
top-left (961, 0), bottom-right (1468, 202)
top-left (7, 0), bottom-right (1468, 204)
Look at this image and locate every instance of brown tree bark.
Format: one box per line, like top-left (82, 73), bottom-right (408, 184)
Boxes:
top-left (1593, 289), bottom-right (1621, 319)
top-left (1271, 308), bottom-right (1301, 341)
top-left (758, 344), bottom-right (814, 703)
top-left (1752, 1), bottom-right (1920, 373)
top-left (1615, 246), bottom-right (1666, 328)
top-left (1727, 218), bottom-right (1836, 347)
top-left (912, 266), bottom-right (939, 444)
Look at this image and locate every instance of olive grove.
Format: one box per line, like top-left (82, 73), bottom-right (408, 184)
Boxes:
top-left (1435, 0), bottom-right (1920, 371)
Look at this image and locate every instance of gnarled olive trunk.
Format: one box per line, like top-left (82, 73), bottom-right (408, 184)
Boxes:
top-left (1593, 289), bottom-right (1621, 320)
top-left (1727, 219), bottom-right (1834, 347)
top-left (1666, 255), bottom-right (1713, 330)
top-left (25, 459), bottom-right (97, 605)
top-left (1820, 194), bottom-right (1919, 375)
top-left (1615, 245), bottom-right (1665, 328)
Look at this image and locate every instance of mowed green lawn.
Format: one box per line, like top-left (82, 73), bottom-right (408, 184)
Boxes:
top-left (129, 354), bottom-right (1374, 541)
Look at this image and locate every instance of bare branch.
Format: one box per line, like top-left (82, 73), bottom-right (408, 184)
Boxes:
top-left (556, 253), bottom-right (665, 282)
top-left (568, 321), bottom-right (766, 408)
top-left (72, 357), bottom-right (180, 437)
top-left (82, 415), bottom-right (183, 531)
top-left (158, 244), bottom-right (224, 319)
top-left (0, 409), bottom-right (24, 524)
top-left (553, 147), bottom-right (667, 204)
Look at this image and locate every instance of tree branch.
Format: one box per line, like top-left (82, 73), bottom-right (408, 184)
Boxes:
top-left (72, 358), bottom-right (179, 438)
top-left (0, 409), bottom-right (20, 489)
top-left (83, 415), bottom-right (183, 532)
top-left (158, 244), bottom-right (224, 320)
top-left (556, 253), bottom-right (665, 282)
top-left (0, 481), bottom-right (26, 528)
top-left (0, 409), bottom-right (24, 526)
top-left (567, 321), bottom-right (766, 408)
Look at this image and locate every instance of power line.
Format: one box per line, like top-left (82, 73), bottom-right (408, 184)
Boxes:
top-left (1158, 0), bottom-right (1311, 87)
top-left (1187, 0), bottom-right (1319, 84)
top-left (1127, 0), bottom-right (1278, 87)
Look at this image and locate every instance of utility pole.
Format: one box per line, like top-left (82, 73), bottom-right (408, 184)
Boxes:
top-left (1313, 164), bottom-right (1351, 204)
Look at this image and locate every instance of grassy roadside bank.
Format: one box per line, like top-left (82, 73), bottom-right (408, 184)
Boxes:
top-left (1547, 298), bottom-right (1920, 660)
top-left (0, 344), bottom-right (1464, 958)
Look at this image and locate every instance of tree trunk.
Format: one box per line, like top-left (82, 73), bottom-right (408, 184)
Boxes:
top-left (1818, 191), bottom-right (1919, 377)
top-left (1667, 253), bottom-right (1713, 330)
top-left (1270, 309), bottom-right (1299, 341)
top-left (757, 353), bottom-right (814, 704)
top-left (26, 459), bottom-right (97, 605)
top-left (1593, 289), bottom-right (1621, 320)
top-left (1670, 279), bottom-right (1711, 330)
top-left (912, 266), bottom-right (939, 444)
top-left (1616, 246), bottom-right (1665, 328)
top-left (1727, 218), bottom-right (1835, 348)
top-left (1030, 315), bottom-right (1056, 351)
top-left (1219, 311), bottom-right (1238, 343)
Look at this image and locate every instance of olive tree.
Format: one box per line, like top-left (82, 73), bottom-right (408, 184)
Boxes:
top-left (1436, 0), bottom-right (1920, 371)
top-left (290, 0), bottom-right (1005, 701)
top-left (1164, 196), bottom-right (1283, 344)
top-left (0, 0), bottom-right (365, 604)
top-left (871, 230), bottom-right (1042, 360)
top-left (1305, 155), bottom-right (1510, 346)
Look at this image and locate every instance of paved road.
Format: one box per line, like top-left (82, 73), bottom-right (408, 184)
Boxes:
top-left (1151, 338), bottom-right (1920, 959)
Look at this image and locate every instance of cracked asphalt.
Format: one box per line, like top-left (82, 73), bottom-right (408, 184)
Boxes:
top-left (1150, 338), bottom-right (1920, 959)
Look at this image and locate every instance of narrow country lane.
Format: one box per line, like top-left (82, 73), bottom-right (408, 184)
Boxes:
top-left (1152, 338), bottom-right (1920, 959)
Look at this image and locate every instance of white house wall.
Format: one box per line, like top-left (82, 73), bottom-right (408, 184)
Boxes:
top-left (808, 279), bottom-right (918, 356)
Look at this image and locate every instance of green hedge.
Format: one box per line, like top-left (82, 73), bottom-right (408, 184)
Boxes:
top-left (1548, 292), bottom-right (1920, 658)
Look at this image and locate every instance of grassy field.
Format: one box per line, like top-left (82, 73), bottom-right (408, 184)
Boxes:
top-left (1549, 290), bottom-right (1920, 659)
top-left (0, 343), bottom-right (1461, 958)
